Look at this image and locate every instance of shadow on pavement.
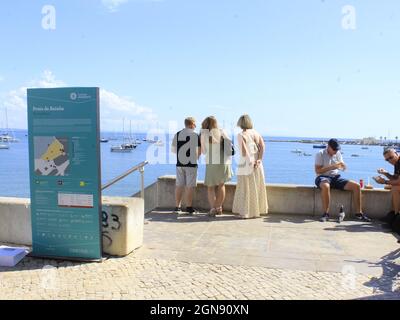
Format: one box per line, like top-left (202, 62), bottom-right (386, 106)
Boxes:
top-left (146, 210), bottom-right (242, 223)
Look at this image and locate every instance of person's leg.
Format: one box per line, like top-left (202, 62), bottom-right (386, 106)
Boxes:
top-left (320, 182), bottom-right (331, 214)
top-left (175, 187), bottom-right (184, 208)
top-left (344, 180), bottom-right (362, 214)
top-left (392, 185), bottom-right (400, 213)
top-left (185, 168), bottom-right (197, 209)
top-left (175, 167), bottom-right (185, 209)
top-left (186, 187), bottom-right (194, 207)
top-left (343, 180), bottom-right (371, 221)
top-left (215, 183), bottom-right (226, 211)
top-left (207, 187), bottom-right (216, 209)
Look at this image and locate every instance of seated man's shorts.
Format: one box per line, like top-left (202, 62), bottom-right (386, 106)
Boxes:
top-left (315, 175), bottom-right (349, 191)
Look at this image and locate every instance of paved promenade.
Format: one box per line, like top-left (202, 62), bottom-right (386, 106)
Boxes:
top-left (0, 212), bottom-right (399, 300)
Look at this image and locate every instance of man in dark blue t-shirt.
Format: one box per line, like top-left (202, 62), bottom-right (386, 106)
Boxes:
top-left (171, 117), bottom-right (201, 214)
top-left (375, 148), bottom-right (400, 216)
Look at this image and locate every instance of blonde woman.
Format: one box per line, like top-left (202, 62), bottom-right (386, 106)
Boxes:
top-left (232, 114), bottom-right (268, 218)
top-left (201, 116), bottom-right (233, 216)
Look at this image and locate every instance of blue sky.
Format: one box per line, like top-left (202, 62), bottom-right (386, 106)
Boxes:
top-left (0, 0), bottom-right (399, 138)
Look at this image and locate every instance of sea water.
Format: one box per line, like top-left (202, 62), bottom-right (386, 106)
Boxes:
top-left (0, 130), bottom-right (394, 198)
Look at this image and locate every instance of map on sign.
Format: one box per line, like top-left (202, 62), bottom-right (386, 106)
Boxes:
top-left (34, 136), bottom-right (70, 176)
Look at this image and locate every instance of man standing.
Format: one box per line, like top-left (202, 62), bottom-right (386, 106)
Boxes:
top-left (374, 148), bottom-right (400, 219)
top-left (315, 139), bottom-right (371, 222)
top-left (171, 117), bottom-right (201, 214)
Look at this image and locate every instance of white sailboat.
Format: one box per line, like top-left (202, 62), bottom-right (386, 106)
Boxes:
top-left (122, 120), bottom-right (138, 149)
top-left (0, 107), bottom-right (18, 143)
top-left (110, 119), bottom-right (137, 152)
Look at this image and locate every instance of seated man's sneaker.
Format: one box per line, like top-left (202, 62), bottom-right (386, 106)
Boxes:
top-left (355, 213), bottom-right (371, 222)
top-left (320, 213), bottom-right (329, 222)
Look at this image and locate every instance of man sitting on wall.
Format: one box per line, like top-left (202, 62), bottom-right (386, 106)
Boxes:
top-left (374, 148), bottom-right (400, 234)
top-left (314, 139), bottom-right (371, 222)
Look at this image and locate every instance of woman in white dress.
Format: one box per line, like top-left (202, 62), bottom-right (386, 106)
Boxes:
top-left (232, 114), bottom-right (268, 219)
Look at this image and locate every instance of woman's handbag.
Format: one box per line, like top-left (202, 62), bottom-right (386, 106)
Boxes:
top-left (221, 136), bottom-right (235, 157)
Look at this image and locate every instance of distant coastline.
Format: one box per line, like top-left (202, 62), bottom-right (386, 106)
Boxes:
top-left (266, 138), bottom-right (400, 148)
top-left (7, 129), bottom-right (400, 148)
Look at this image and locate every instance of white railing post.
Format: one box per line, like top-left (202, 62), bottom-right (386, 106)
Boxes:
top-left (139, 166), bottom-right (145, 199)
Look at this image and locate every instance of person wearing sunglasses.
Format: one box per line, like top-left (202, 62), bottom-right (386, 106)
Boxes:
top-left (315, 139), bottom-right (371, 222)
top-left (374, 148), bottom-right (400, 219)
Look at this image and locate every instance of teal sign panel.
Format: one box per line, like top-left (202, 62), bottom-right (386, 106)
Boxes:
top-left (27, 88), bottom-right (102, 261)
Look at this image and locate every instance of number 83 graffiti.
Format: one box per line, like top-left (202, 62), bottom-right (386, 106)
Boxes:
top-left (102, 210), bottom-right (121, 247)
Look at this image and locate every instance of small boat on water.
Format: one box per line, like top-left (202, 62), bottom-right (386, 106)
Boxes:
top-left (0, 143), bottom-right (10, 150)
top-left (361, 146), bottom-right (369, 150)
top-left (110, 119), bottom-right (138, 152)
top-left (1, 108), bottom-right (19, 143)
top-left (291, 149), bottom-right (303, 154)
top-left (122, 143), bottom-right (137, 149)
top-left (351, 154), bottom-right (360, 157)
top-left (0, 134), bottom-right (19, 143)
top-left (313, 144), bottom-right (326, 149)
top-left (110, 145), bottom-right (133, 153)
top-left (100, 138), bottom-right (109, 143)
top-left (303, 153), bottom-right (312, 157)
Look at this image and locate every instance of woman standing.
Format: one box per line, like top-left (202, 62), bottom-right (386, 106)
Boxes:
top-left (201, 116), bottom-right (233, 216)
top-left (232, 114), bottom-right (268, 218)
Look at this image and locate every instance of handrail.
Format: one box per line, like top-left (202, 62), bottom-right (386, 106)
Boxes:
top-left (101, 161), bottom-right (149, 198)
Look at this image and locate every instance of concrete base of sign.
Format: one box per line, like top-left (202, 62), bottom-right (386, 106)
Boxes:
top-left (0, 196), bottom-right (144, 257)
top-left (101, 197), bottom-right (144, 256)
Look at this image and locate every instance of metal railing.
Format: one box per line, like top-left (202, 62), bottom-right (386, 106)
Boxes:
top-left (101, 161), bottom-right (149, 198)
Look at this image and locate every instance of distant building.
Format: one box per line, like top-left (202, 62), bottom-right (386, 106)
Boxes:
top-left (360, 137), bottom-right (378, 145)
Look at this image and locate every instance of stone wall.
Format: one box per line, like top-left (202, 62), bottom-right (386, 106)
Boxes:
top-left (140, 176), bottom-right (392, 218)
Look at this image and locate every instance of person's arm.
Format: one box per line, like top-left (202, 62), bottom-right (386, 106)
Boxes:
top-left (171, 133), bottom-right (177, 154)
top-left (377, 175), bottom-right (400, 186)
top-left (389, 176), bottom-right (400, 185)
top-left (315, 163), bottom-right (342, 175)
top-left (256, 133), bottom-right (265, 160)
top-left (314, 152), bottom-right (342, 175)
top-left (253, 133), bottom-right (264, 168)
top-left (237, 133), bottom-right (248, 157)
top-left (200, 132), bottom-right (207, 155)
top-left (197, 134), bottom-right (201, 159)
top-left (377, 168), bottom-right (398, 180)
top-left (337, 152), bottom-right (347, 171)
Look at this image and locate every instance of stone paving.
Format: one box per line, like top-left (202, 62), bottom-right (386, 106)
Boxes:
top-left (0, 212), bottom-right (399, 300)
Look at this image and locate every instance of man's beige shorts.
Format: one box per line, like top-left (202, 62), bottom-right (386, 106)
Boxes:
top-left (176, 167), bottom-right (198, 188)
